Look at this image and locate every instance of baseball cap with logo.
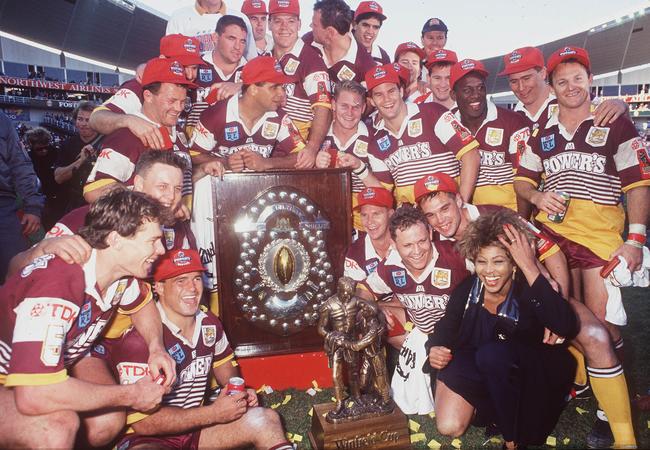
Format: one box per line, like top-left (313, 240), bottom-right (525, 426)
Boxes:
top-left (141, 58), bottom-right (197, 88)
top-left (354, 187), bottom-right (394, 210)
top-left (159, 34), bottom-right (204, 67)
top-left (153, 249), bottom-right (205, 282)
top-left (354, 1), bottom-right (387, 21)
top-left (498, 46), bottom-right (544, 76)
top-left (241, 0), bottom-right (268, 16)
top-left (365, 64), bottom-right (401, 92)
top-left (394, 42), bottom-right (426, 62)
top-left (546, 46), bottom-right (591, 75)
top-left (449, 58), bottom-right (489, 90)
top-left (422, 17), bottom-right (448, 35)
top-left (424, 48), bottom-right (458, 69)
top-left (269, 0), bottom-right (299, 16)
top-left (241, 56), bottom-right (296, 85)
top-left (414, 173), bottom-right (458, 203)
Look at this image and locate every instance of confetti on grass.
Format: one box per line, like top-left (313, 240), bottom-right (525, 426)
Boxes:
top-left (410, 433), bottom-right (426, 443)
top-left (409, 419), bottom-right (421, 432)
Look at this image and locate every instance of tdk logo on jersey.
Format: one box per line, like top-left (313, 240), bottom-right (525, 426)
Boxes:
top-left (225, 126), bottom-right (240, 141)
top-left (541, 134), bottom-right (556, 152)
top-left (77, 300), bottom-right (92, 328)
top-left (378, 136), bottom-right (391, 152)
top-left (392, 270), bottom-right (407, 288)
top-left (167, 343), bottom-right (186, 364)
top-left (199, 69), bottom-right (212, 83)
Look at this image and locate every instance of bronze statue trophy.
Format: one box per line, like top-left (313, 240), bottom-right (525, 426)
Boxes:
top-left (309, 277), bottom-right (409, 449)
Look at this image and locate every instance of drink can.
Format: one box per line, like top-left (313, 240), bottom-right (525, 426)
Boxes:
top-left (226, 377), bottom-right (245, 395)
top-left (547, 191), bottom-right (570, 223)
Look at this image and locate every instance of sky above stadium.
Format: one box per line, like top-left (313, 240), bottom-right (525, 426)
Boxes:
top-left (138, 0), bottom-right (650, 60)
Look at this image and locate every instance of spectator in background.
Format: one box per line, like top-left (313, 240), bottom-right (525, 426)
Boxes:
top-left (25, 127), bottom-right (64, 230)
top-left (54, 101), bottom-right (102, 213)
top-left (0, 110), bottom-right (43, 283)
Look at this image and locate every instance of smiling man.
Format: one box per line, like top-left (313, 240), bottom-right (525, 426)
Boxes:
top-left (352, 1), bottom-right (390, 65)
top-left (416, 49), bottom-right (458, 109)
top-left (420, 18), bottom-right (448, 60)
top-left (84, 58), bottom-right (196, 204)
top-left (449, 59), bottom-right (530, 212)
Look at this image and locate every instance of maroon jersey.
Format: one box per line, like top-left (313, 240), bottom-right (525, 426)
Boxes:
top-left (191, 95), bottom-right (305, 158)
top-left (278, 39), bottom-right (332, 123)
top-left (456, 101), bottom-right (530, 210)
top-left (0, 252), bottom-right (150, 386)
top-left (45, 205), bottom-right (196, 252)
top-left (100, 78), bottom-right (144, 115)
top-left (364, 241), bottom-right (470, 333)
top-left (516, 112), bottom-right (650, 261)
top-left (84, 115), bottom-right (190, 197)
top-left (370, 45), bottom-right (391, 65)
top-left (320, 122), bottom-right (373, 194)
top-left (311, 37), bottom-right (376, 86)
top-left (96, 303), bottom-right (234, 410)
top-left (513, 93), bottom-right (558, 137)
top-left (344, 232), bottom-right (389, 282)
top-left (188, 54), bottom-right (245, 129)
top-left (368, 102), bottom-right (479, 204)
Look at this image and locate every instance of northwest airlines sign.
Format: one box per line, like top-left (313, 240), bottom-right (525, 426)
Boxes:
top-left (0, 76), bottom-right (118, 94)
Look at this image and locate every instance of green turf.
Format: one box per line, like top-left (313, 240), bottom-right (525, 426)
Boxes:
top-left (258, 286), bottom-right (650, 449)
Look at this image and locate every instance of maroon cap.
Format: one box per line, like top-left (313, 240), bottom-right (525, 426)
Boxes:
top-left (241, 0), bottom-right (267, 15)
top-left (498, 47), bottom-right (544, 76)
top-left (241, 56), bottom-right (295, 85)
top-left (354, 1), bottom-right (387, 21)
top-left (141, 58), bottom-right (197, 88)
top-left (546, 46), bottom-right (591, 75)
top-left (153, 249), bottom-right (205, 282)
top-left (365, 64), bottom-right (401, 91)
top-left (160, 34), bottom-right (204, 66)
top-left (425, 48), bottom-right (458, 69)
top-left (394, 41), bottom-right (425, 62)
top-left (269, 0), bottom-right (299, 16)
top-left (354, 187), bottom-right (394, 210)
top-left (414, 173), bottom-right (458, 203)
top-left (449, 58), bottom-right (488, 90)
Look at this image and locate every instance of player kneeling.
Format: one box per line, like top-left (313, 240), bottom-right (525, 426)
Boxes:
top-left (94, 249), bottom-right (293, 450)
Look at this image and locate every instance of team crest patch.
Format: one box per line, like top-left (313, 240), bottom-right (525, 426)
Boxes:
top-left (93, 344), bottom-right (106, 355)
top-left (353, 140), bottom-right (368, 157)
top-left (167, 343), bottom-right (186, 364)
top-left (377, 135), bottom-right (391, 152)
top-left (407, 119), bottom-right (422, 138)
top-left (548, 104), bottom-right (559, 118)
top-left (636, 146), bottom-right (650, 178)
top-left (77, 300), bottom-right (92, 329)
top-left (541, 134), bottom-right (556, 152)
top-left (225, 126), bottom-right (240, 141)
top-left (262, 121), bottom-right (280, 140)
top-left (365, 260), bottom-right (379, 274)
top-left (284, 58), bottom-right (300, 75)
top-left (485, 127), bottom-right (504, 146)
top-left (199, 68), bottom-right (213, 83)
top-left (337, 65), bottom-right (355, 81)
top-left (20, 253), bottom-right (55, 278)
top-left (392, 270), bottom-right (407, 288)
top-left (202, 325), bottom-right (217, 346)
top-left (162, 226), bottom-right (175, 250)
top-left (450, 119), bottom-right (472, 143)
top-left (586, 126), bottom-right (609, 147)
top-left (432, 268), bottom-right (451, 289)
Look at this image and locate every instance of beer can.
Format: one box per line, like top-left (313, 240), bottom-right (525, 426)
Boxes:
top-left (547, 191), bottom-right (570, 223)
top-left (226, 377), bottom-right (245, 395)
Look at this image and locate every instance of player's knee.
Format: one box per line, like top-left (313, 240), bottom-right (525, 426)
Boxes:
top-left (579, 321), bottom-right (613, 354)
top-left (85, 411), bottom-right (126, 447)
top-left (243, 406), bottom-right (282, 435)
top-left (36, 411), bottom-right (80, 449)
top-left (435, 415), bottom-right (467, 438)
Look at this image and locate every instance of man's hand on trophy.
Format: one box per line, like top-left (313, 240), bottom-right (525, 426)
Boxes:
top-left (200, 159), bottom-right (226, 178)
top-left (228, 152), bottom-right (246, 172)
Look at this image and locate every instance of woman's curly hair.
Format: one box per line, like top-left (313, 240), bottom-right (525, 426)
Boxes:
top-left (457, 208), bottom-right (534, 262)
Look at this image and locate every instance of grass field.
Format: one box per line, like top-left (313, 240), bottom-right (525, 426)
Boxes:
top-left (258, 286), bottom-right (650, 449)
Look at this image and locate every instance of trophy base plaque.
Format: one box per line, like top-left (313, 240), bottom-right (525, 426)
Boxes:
top-left (308, 402), bottom-right (410, 449)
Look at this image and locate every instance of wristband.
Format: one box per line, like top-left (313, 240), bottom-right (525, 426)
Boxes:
top-left (352, 162), bottom-right (370, 180)
top-left (627, 233), bottom-right (646, 245)
top-left (628, 223), bottom-right (647, 235)
top-left (625, 239), bottom-right (644, 249)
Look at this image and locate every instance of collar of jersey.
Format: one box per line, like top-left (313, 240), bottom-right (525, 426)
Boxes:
top-left (383, 242), bottom-right (440, 284)
top-left (454, 99), bottom-right (498, 134)
top-left (131, 111), bottom-right (178, 142)
top-left (225, 94), bottom-right (277, 135)
top-left (370, 45), bottom-right (384, 60)
top-left (328, 120), bottom-right (368, 150)
top-left (202, 51), bottom-right (246, 80)
top-left (374, 101), bottom-right (419, 138)
top-left (312, 33), bottom-right (358, 68)
top-left (545, 108), bottom-right (595, 141)
top-left (156, 301), bottom-right (208, 348)
top-left (281, 38), bottom-right (304, 59)
top-left (82, 250), bottom-right (126, 312)
top-left (514, 92), bottom-right (555, 123)
top-left (364, 232), bottom-right (392, 260)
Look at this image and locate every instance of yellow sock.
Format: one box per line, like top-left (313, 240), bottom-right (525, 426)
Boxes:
top-left (209, 290), bottom-right (220, 316)
top-left (588, 365), bottom-right (636, 448)
top-left (568, 345), bottom-right (587, 386)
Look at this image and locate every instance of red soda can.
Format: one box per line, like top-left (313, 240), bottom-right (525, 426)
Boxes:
top-left (153, 373), bottom-right (166, 385)
top-left (226, 377), bottom-right (245, 395)
top-left (547, 191), bottom-right (571, 223)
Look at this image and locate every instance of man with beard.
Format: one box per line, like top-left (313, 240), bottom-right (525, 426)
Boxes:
top-left (352, 1), bottom-right (390, 65)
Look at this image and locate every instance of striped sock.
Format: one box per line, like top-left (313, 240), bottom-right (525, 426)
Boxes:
top-left (614, 338), bottom-right (624, 363)
top-left (269, 443), bottom-right (294, 450)
top-left (588, 365), bottom-right (636, 448)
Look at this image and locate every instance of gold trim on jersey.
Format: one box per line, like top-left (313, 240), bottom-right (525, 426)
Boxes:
top-left (4, 369), bottom-right (68, 387)
top-left (212, 353), bottom-right (235, 369)
top-left (456, 140), bottom-right (480, 160)
top-left (83, 178), bottom-right (117, 195)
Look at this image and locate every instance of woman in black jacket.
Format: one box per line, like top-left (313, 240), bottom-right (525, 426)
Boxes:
top-left (426, 209), bottom-right (578, 449)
